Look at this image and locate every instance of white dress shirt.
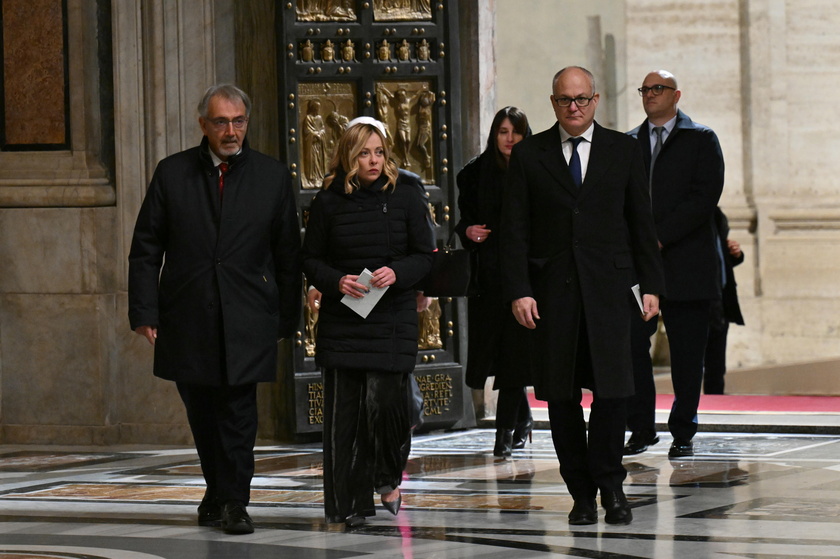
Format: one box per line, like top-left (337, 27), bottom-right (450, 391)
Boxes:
top-left (559, 123), bottom-right (595, 183)
top-left (649, 115), bottom-right (677, 155)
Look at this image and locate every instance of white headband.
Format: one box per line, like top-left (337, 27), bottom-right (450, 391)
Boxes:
top-left (346, 116), bottom-right (387, 138)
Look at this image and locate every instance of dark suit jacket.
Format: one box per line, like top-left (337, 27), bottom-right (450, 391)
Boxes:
top-left (628, 109), bottom-right (724, 301)
top-left (128, 137), bottom-right (302, 386)
top-left (500, 122), bottom-right (664, 401)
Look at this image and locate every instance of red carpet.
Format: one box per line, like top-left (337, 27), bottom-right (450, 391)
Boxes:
top-left (527, 392), bottom-right (840, 414)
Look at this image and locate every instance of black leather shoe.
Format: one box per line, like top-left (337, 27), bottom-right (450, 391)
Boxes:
top-left (221, 501), bottom-right (254, 535)
top-left (669, 438), bottom-right (694, 458)
top-left (493, 429), bottom-right (514, 457)
top-left (601, 490), bottom-right (633, 525)
top-left (568, 499), bottom-right (597, 525)
top-left (381, 488), bottom-right (401, 516)
top-left (512, 416), bottom-right (534, 450)
top-left (197, 494), bottom-right (221, 527)
top-left (345, 515), bottom-right (365, 528)
top-left (623, 430), bottom-right (660, 455)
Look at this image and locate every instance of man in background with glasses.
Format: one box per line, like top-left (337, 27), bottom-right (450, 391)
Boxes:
top-left (501, 66), bottom-right (664, 526)
top-left (624, 70), bottom-right (725, 459)
top-left (128, 84), bottom-right (302, 535)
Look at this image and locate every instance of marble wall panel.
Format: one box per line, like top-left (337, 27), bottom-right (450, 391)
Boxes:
top-left (494, 0), bottom-right (628, 134)
top-left (626, 0), bottom-right (744, 201)
top-left (0, 208), bottom-right (116, 294)
top-left (759, 237), bottom-right (840, 298)
top-left (0, 294), bottom-right (105, 427)
top-left (2, 0), bottom-right (66, 146)
top-left (758, 297), bottom-right (840, 364)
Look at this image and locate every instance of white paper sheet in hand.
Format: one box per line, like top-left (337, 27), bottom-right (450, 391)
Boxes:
top-left (631, 284), bottom-right (644, 314)
top-left (341, 268), bottom-right (389, 319)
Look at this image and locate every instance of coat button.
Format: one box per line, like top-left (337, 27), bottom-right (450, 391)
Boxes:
top-left (573, 208), bottom-right (580, 214)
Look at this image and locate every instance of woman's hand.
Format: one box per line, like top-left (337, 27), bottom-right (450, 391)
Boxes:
top-left (339, 275), bottom-right (368, 299)
top-left (466, 224), bottom-right (491, 243)
top-left (371, 266), bottom-right (396, 288)
top-left (416, 292), bottom-right (432, 312)
top-left (306, 287), bottom-right (322, 312)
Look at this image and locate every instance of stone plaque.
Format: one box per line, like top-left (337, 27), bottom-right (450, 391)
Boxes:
top-left (292, 362), bottom-right (465, 434)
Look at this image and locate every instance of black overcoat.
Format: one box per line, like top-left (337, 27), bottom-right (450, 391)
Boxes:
top-left (454, 152), bottom-right (534, 389)
top-left (302, 170), bottom-right (435, 374)
top-left (128, 137), bottom-right (302, 386)
top-left (500, 122), bottom-right (665, 401)
top-left (628, 110), bottom-right (725, 301)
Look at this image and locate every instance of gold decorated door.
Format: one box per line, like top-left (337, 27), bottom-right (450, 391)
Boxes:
top-left (277, 0), bottom-right (467, 438)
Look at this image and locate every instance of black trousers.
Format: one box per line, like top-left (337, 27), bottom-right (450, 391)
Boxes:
top-left (176, 382), bottom-right (258, 506)
top-left (703, 300), bottom-right (729, 394)
top-left (322, 368), bottom-right (411, 523)
top-left (547, 316), bottom-right (627, 502)
top-left (627, 299), bottom-right (711, 441)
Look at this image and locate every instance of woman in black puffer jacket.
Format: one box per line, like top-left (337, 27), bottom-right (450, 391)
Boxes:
top-left (302, 117), bottom-right (434, 527)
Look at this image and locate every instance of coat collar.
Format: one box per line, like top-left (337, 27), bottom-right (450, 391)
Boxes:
top-left (533, 121), bottom-right (611, 198)
top-left (631, 109), bottom-right (695, 160)
top-left (199, 136), bottom-right (251, 171)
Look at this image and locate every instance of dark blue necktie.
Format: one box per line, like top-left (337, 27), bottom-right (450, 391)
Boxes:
top-left (568, 137), bottom-right (583, 187)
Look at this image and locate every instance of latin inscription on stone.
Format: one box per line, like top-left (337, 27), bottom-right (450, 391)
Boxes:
top-left (415, 373), bottom-right (452, 416)
top-left (307, 382), bottom-right (324, 425)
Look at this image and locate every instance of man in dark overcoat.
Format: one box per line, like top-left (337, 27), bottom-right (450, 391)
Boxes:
top-left (500, 66), bottom-right (664, 526)
top-left (624, 70), bottom-right (725, 459)
top-left (128, 84), bottom-right (301, 535)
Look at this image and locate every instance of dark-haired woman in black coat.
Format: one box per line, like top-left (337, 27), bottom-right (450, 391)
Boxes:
top-left (302, 117), bottom-right (434, 527)
top-left (455, 106), bottom-right (535, 457)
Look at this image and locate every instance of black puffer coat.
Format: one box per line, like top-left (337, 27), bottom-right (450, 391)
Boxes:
top-left (302, 169), bottom-right (435, 373)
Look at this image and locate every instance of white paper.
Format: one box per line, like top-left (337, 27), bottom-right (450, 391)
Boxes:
top-left (341, 268), bottom-right (389, 319)
top-left (631, 284), bottom-right (644, 314)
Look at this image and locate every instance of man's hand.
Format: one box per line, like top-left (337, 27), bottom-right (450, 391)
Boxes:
top-left (466, 224), bottom-right (492, 243)
top-left (641, 294), bottom-right (660, 322)
top-left (512, 297), bottom-right (540, 329)
top-left (135, 325), bottom-right (157, 346)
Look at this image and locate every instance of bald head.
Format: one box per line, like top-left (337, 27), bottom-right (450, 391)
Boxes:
top-left (647, 70), bottom-right (677, 89)
top-left (640, 70), bottom-right (681, 125)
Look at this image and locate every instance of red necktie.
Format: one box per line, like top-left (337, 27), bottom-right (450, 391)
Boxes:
top-left (218, 162), bottom-right (229, 198)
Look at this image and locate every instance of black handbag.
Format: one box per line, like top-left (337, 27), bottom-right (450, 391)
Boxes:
top-left (423, 232), bottom-right (476, 297)
top-left (408, 374), bottom-right (425, 429)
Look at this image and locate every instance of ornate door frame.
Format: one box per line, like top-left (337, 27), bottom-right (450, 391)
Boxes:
top-left (276, 0), bottom-right (469, 438)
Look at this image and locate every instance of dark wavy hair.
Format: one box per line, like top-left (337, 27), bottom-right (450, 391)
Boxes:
top-left (485, 106), bottom-right (530, 169)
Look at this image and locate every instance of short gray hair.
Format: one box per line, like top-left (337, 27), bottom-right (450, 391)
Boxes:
top-left (197, 84), bottom-right (252, 118)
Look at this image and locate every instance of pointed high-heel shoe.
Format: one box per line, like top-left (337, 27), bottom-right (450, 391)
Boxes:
top-left (493, 428), bottom-right (514, 457)
top-left (512, 416), bottom-right (534, 450)
top-left (381, 488), bottom-right (401, 516)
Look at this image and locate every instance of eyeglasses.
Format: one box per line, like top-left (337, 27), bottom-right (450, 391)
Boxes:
top-left (637, 85), bottom-right (676, 96)
top-left (208, 117), bottom-right (249, 130)
top-left (552, 95), bottom-right (595, 107)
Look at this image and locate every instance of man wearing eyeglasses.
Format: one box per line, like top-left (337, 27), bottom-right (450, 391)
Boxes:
top-left (624, 70), bottom-right (725, 460)
top-left (128, 84), bottom-right (301, 535)
top-left (501, 66), bottom-right (664, 526)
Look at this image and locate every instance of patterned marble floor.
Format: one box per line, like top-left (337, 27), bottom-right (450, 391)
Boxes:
top-left (2, 429), bottom-right (840, 558)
